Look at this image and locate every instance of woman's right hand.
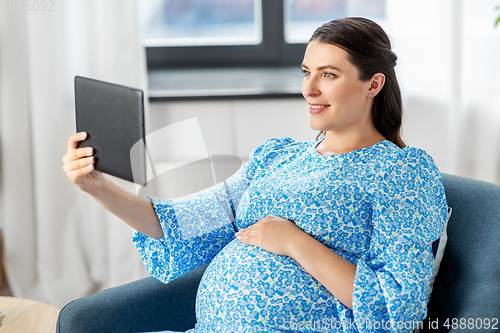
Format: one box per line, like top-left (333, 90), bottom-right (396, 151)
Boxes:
top-left (62, 132), bottom-right (104, 194)
top-left (62, 132), bottom-right (162, 238)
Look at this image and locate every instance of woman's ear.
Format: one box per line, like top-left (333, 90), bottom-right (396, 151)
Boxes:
top-left (368, 73), bottom-right (385, 97)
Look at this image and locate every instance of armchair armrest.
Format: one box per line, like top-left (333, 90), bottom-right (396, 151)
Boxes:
top-left (57, 264), bottom-right (208, 333)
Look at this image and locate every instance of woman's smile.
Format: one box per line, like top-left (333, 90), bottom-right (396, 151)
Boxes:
top-left (308, 103), bottom-right (330, 114)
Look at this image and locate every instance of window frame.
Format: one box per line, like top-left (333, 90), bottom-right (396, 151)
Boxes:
top-left (145, 0), bottom-right (307, 69)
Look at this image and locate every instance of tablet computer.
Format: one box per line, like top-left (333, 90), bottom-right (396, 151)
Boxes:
top-left (74, 76), bottom-right (147, 185)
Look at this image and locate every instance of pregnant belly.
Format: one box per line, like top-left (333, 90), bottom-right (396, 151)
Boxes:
top-left (195, 239), bottom-right (341, 331)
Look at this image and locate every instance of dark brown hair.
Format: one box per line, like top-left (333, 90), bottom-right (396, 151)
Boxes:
top-left (310, 17), bottom-right (405, 148)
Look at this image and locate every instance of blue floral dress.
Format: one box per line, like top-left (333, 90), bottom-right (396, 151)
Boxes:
top-left (132, 137), bottom-right (448, 333)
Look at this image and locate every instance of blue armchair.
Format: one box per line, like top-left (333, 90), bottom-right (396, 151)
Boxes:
top-left (56, 173), bottom-right (500, 332)
top-left (420, 173), bottom-right (500, 332)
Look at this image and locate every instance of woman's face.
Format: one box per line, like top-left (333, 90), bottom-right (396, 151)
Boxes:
top-left (301, 40), bottom-right (374, 134)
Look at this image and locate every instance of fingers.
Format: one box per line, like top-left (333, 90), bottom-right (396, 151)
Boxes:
top-left (235, 228), bottom-right (253, 237)
top-left (63, 132), bottom-right (93, 164)
top-left (63, 155), bottom-right (95, 172)
top-left (62, 146), bottom-right (94, 168)
top-left (71, 146), bottom-right (94, 161)
top-left (63, 132), bottom-right (95, 177)
top-left (235, 227), bottom-right (258, 244)
top-left (66, 164), bottom-right (94, 183)
top-left (67, 131), bottom-right (87, 150)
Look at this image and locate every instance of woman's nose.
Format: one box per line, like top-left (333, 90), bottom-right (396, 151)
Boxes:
top-left (302, 77), bottom-right (320, 98)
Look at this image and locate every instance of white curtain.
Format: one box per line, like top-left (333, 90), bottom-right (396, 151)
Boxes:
top-left (0, 0), bottom-right (149, 307)
top-left (386, 0), bottom-right (500, 183)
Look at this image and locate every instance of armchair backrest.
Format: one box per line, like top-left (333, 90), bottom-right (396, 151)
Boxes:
top-left (421, 173), bottom-right (500, 332)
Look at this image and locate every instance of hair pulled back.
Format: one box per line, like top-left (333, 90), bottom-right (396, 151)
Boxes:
top-left (310, 17), bottom-right (405, 148)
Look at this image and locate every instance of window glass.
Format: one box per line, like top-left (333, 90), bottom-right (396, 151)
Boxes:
top-left (140, 0), bottom-right (262, 46)
top-left (285, 0), bottom-right (386, 43)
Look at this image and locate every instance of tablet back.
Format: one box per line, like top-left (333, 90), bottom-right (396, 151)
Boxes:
top-left (75, 76), bottom-right (146, 185)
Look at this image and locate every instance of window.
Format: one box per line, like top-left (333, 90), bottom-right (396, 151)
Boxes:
top-left (141, 0), bottom-right (386, 100)
top-left (285, 0), bottom-right (386, 43)
top-left (141, 0), bottom-right (262, 47)
top-left (140, 0), bottom-right (386, 69)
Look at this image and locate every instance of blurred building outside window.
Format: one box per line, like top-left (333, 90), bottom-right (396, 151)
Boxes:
top-left (140, 0), bottom-right (261, 47)
top-left (285, 0), bottom-right (386, 43)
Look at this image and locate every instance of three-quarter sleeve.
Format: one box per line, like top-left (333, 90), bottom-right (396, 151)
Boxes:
top-left (132, 137), bottom-right (296, 283)
top-left (352, 148), bottom-right (448, 332)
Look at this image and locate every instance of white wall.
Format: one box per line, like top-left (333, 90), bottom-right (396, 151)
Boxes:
top-left (147, 98), bottom-right (316, 160)
top-left (387, 0), bottom-right (500, 182)
top-left (140, 98), bottom-right (317, 198)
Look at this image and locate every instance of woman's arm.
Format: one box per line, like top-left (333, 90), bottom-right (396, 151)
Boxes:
top-left (235, 216), bottom-right (356, 309)
top-left (288, 227), bottom-right (357, 309)
top-left (89, 176), bottom-right (163, 239)
top-left (62, 132), bottom-right (163, 239)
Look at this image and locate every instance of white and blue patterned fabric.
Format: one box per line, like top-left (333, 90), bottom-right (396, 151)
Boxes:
top-left (132, 137), bottom-right (448, 333)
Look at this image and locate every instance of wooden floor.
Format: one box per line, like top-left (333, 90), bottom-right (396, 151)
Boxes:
top-left (0, 232), bottom-right (61, 332)
top-left (0, 296), bottom-right (60, 333)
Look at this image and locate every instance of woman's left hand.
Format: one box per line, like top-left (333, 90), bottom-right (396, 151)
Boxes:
top-left (235, 216), bottom-right (305, 257)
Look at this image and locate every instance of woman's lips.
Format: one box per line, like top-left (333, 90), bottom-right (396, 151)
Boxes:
top-left (309, 104), bottom-right (330, 114)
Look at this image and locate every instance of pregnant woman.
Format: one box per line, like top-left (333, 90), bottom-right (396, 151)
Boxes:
top-left (61, 17), bottom-right (447, 333)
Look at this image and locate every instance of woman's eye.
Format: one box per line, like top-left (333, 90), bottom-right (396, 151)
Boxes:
top-left (323, 72), bottom-right (336, 78)
top-left (302, 69), bottom-right (311, 78)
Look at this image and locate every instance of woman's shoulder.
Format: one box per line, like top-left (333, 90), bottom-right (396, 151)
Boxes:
top-left (391, 145), bottom-right (437, 169)
top-left (249, 136), bottom-right (309, 161)
top-left (376, 143), bottom-right (441, 180)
